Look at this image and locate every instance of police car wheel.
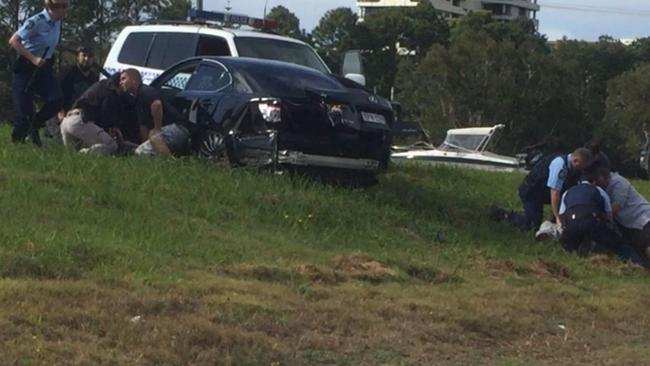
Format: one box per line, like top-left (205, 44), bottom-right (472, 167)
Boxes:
top-left (197, 131), bottom-right (226, 161)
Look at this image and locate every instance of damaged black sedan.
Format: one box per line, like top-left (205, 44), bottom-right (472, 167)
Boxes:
top-left (151, 56), bottom-right (393, 181)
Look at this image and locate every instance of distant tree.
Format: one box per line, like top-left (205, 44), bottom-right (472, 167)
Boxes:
top-left (396, 13), bottom-right (556, 152)
top-left (310, 7), bottom-right (358, 73)
top-left (552, 38), bottom-right (635, 153)
top-left (266, 5), bottom-right (303, 40)
top-left (600, 64), bottom-right (650, 173)
top-left (157, 0), bottom-right (190, 21)
top-left (628, 37), bottom-right (650, 65)
top-left (357, 1), bottom-right (448, 97)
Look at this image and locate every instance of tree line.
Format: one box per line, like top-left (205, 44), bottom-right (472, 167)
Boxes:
top-left (1, 1), bottom-right (649, 174)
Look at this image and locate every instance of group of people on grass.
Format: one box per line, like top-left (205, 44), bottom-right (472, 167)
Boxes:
top-left (490, 147), bottom-right (650, 268)
top-left (8, 0), bottom-right (181, 157)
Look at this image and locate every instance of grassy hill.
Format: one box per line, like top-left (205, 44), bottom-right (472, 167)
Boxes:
top-left (1, 127), bottom-right (649, 365)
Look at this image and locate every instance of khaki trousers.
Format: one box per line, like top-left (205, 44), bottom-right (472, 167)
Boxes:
top-left (60, 109), bottom-right (117, 155)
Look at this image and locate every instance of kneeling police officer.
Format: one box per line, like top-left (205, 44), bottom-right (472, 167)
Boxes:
top-left (490, 148), bottom-right (593, 230)
top-left (559, 165), bottom-right (644, 264)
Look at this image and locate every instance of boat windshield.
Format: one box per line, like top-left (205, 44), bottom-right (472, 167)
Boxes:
top-left (440, 134), bottom-right (488, 152)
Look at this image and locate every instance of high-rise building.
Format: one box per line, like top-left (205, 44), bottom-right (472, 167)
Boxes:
top-left (357, 0), bottom-right (540, 24)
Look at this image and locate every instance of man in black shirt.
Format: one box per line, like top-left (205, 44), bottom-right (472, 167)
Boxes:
top-left (45, 46), bottom-right (100, 140)
top-left (119, 68), bottom-right (179, 156)
top-left (59, 46), bottom-right (99, 111)
top-left (59, 74), bottom-right (127, 154)
top-left (119, 68), bottom-right (167, 140)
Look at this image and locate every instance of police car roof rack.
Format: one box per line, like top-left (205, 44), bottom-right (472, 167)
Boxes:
top-left (140, 19), bottom-right (207, 26)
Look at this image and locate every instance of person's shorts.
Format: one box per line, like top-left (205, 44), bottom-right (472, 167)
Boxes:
top-left (135, 124), bottom-right (190, 156)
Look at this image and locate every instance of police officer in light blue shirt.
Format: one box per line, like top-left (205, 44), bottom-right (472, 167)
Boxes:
top-left (8, 0), bottom-right (68, 145)
top-left (560, 165), bottom-right (646, 266)
top-left (489, 148), bottom-right (592, 230)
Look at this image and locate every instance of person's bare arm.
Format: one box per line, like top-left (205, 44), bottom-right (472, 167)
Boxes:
top-left (149, 100), bottom-right (163, 136)
top-left (551, 189), bottom-right (562, 224)
top-left (8, 33), bottom-right (44, 66)
top-left (149, 133), bottom-right (172, 157)
top-left (611, 202), bottom-right (622, 216)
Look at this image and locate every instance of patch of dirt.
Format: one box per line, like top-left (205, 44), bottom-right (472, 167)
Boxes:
top-left (222, 264), bottom-right (295, 283)
top-left (476, 258), bottom-right (528, 277)
top-left (527, 260), bottom-right (571, 280)
top-left (295, 264), bottom-right (339, 284)
top-left (587, 254), bottom-right (646, 275)
top-left (405, 265), bottom-right (461, 284)
top-left (331, 253), bottom-right (398, 282)
top-left (588, 254), bottom-right (622, 267)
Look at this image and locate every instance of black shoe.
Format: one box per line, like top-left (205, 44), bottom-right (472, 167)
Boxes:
top-left (577, 241), bottom-right (595, 258)
top-left (488, 206), bottom-right (509, 222)
top-left (30, 129), bottom-right (42, 147)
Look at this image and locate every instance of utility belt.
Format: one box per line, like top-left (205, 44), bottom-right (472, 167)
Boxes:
top-left (13, 55), bottom-right (53, 74)
top-left (561, 205), bottom-right (601, 223)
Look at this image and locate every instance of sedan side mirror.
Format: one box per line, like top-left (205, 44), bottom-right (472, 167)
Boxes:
top-left (341, 50), bottom-right (366, 86)
top-left (344, 73), bottom-right (366, 86)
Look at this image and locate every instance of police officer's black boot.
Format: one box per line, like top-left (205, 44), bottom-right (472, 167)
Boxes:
top-left (30, 128), bottom-right (42, 147)
top-left (488, 205), bottom-right (510, 222)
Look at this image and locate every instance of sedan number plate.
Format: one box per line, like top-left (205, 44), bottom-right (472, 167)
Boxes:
top-left (361, 112), bottom-right (386, 124)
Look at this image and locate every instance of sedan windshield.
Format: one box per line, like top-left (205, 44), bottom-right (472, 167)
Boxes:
top-left (234, 37), bottom-right (330, 74)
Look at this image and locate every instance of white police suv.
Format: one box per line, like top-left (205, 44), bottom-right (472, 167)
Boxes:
top-left (103, 10), bottom-right (338, 85)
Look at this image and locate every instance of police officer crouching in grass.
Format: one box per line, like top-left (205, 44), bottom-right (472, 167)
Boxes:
top-left (44, 46), bottom-right (100, 141)
top-left (8, 0), bottom-right (68, 146)
top-left (490, 148), bottom-right (593, 230)
top-left (559, 165), bottom-right (646, 266)
top-left (59, 75), bottom-right (127, 155)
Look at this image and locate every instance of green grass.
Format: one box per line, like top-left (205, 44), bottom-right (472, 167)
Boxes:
top-left (1, 126), bottom-right (649, 365)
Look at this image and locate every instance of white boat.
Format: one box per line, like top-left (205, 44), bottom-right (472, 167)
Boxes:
top-left (391, 124), bottom-right (526, 172)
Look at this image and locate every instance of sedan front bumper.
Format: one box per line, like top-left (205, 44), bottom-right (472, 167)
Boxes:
top-left (277, 150), bottom-right (381, 171)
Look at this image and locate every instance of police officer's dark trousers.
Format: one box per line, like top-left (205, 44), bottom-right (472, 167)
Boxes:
top-left (11, 57), bottom-right (62, 143)
top-left (507, 186), bottom-right (547, 230)
top-left (561, 216), bottom-right (645, 264)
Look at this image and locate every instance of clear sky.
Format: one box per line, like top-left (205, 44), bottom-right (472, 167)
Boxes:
top-left (205, 0), bottom-right (650, 41)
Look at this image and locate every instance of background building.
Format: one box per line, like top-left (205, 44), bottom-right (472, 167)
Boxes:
top-left (358, 0), bottom-right (540, 23)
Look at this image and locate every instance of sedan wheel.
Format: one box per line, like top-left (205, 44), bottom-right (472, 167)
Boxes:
top-left (197, 131), bottom-right (227, 161)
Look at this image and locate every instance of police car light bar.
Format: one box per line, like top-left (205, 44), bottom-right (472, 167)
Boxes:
top-left (188, 9), bottom-right (277, 30)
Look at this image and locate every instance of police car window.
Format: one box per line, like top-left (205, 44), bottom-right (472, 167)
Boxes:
top-left (118, 32), bottom-right (154, 66)
top-left (234, 37), bottom-right (329, 74)
top-left (196, 35), bottom-right (231, 56)
top-left (185, 63), bottom-right (232, 92)
top-left (159, 63), bottom-right (199, 92)
top-left (147, 33), bottom-right (199, 70)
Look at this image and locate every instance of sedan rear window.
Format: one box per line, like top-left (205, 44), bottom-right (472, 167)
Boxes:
top-left (234, 37), bottom-right (329, 74)
top-left (185, 63), bottom-right (232, 92)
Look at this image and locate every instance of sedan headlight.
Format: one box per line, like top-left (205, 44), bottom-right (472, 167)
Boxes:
top-left (326, 103), bottom-right (357, 128)
top-left (254, 98), bottom-right (282, 123)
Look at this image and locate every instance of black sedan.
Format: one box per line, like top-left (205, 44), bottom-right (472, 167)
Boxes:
top-left (151, 56), bottom-right (393, 181)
